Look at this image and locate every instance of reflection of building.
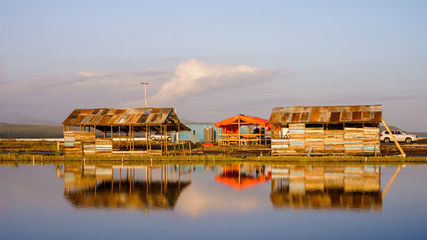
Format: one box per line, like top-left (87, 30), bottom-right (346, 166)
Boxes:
top-left (215, 164), bottom-right (270, 190)
top-left (270, 165), bottom-right (382, 211)
top-left (59, 164), bottom-right (191, 210)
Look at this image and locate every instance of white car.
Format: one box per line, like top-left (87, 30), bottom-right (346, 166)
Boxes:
top-left (380, 130), bottom-right (418, 144)
top-left (150, 134), bottom-right (171, 141)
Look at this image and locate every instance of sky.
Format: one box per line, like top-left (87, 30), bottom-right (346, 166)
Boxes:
top-left (0, 0), bottom-right (426, 131)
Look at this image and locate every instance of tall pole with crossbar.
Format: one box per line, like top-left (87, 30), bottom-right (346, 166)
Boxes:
top-left (140, 82), bottom-right (149, 108)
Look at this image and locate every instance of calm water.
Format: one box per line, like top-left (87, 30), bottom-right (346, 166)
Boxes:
top-left (1, 161), bottom-right (427, 240)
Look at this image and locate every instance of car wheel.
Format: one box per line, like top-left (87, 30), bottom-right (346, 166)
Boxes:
top-left (384, 137), bottom-right (390, 143)
top-left (151, 136), bottom-right (156, 141)
top-left (405, 138), bottom-right (412, 144)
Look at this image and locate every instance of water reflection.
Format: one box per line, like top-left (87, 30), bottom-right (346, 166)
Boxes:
top-left (57, 163), bottom-right (384, 212)
top-left (59, 164), bottom-right (191, 210)
top-left (215, 164), bottom-right (270, 190)
top-left (270, 165), bottom-right (382, 211)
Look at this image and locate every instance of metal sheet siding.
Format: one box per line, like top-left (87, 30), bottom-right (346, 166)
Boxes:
top-left (269, 105), bottom-right (382, 124)
top-left (62, 107), bottom-right (190, 131)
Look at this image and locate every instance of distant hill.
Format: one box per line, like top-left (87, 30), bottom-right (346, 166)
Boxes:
top-left (380, 125), bottom-right (402, 132)
top-left (180, 119), bottom-right (213, 124)
top-left (15, 117), bottom-right (59, 125)
top-left (180, 118), bottom-right (197, 124)
top-left (0, 123), bottom-right (63, 138)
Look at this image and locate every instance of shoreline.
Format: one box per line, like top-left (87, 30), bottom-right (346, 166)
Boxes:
top-left (1, 153), bottom-right (426, 164)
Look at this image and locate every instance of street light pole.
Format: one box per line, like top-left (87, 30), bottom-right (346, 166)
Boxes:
top-left (140, 82), bottom-right (149, 108)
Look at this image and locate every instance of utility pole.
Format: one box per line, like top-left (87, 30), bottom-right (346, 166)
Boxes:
top-left (140, 82), bottom-right (149, 108)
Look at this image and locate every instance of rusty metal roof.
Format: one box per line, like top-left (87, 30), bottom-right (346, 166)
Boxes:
top-left (62, 108), bottom-right (190, 131)
top-left (269, 105), bottom-right (382, 124)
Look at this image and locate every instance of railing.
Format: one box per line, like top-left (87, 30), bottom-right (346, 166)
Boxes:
top-left (218, 133), bottom-right (271, 146)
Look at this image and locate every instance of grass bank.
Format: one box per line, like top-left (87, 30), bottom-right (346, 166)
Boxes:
top-left (1, 153), bottom-right (426, 164)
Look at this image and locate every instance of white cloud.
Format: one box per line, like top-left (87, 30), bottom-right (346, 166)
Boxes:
top-left (0, 68), bottom-right (173, 123)
top-left (77, 71), bottom-right (111, 77)
top-left (176, 179), bottom-right (268, 218)
top-left (150, 59), bottom-right (282, 106)
top-left (0, 62), bottom-right (8, 84)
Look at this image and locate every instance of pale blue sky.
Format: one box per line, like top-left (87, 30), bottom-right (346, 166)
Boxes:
top-left (0, 0), bottom-right (426, 130)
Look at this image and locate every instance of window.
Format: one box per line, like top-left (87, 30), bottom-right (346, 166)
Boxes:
top-left (345, 123), bottom-right (363, 128)
top-left (365, 123), bottom-right (378, 128)
top-left (327, 123), bottom-right (344, 130)
top-left (306, 124), bottom-right (323, 128)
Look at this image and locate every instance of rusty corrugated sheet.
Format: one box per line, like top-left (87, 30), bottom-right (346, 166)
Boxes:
top-left (269, 105), bottom-right (382, 124)
top-left (62, 108), bottom-right (190, 131)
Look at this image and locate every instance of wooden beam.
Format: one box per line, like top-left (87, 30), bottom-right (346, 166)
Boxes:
top-left (111, 125), bottom-right (114, 150)
top-left (238, 118), bottom-right (241, 146)
top-left (178, 125), bottom-right (181, 151)
top-left (146, 126), bottom-right (148, 152)
top-left (165, 125), bottom-right (168, 154)
top-left (382, 165), bottom-right (401, 198)
top-left (382, 119), bottom-right (406, 157)
top-left (149, 126), bottom-right (152, 151)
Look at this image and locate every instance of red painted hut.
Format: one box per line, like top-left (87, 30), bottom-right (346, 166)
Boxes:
top-left (214, 114), bottom-right (271, 145)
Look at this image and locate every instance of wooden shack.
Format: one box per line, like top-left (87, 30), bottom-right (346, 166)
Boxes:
top-left (269, 105), bottom-right (382, 156)
top-left (62, 108), bottom-right (190, 155)
top-left (214, 114), bottom-right (271, 146)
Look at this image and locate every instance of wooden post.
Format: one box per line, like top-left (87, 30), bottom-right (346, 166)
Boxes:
top-left (178, 125), bottom-right (181, 151)
top-left (126, 128), bottom-right (129, 150)
top-left (132, 125), bottom-right (135, 151)
top-left (188, 131), bottom-right (192, 154)
top-left (149, 126), bottom-right (152, 151)
top-left (160, 124), bottom-right (163, 153)
top-left (193, 130), bottom-right (196, 144)
top-left (129, 125), bottom-right (132, 151)
top-left (111, 125), bottom-right (114, 150)
top-left (165, 125), bottom-right (168, 154)
top-left (146, 126), bottom-right (149, 152)
top-left (128, 125), bottom-right (131, 151)
top-left (381, 119), bottom-right (406, 157)
top-left (238, 118), bottom-right (241, 146)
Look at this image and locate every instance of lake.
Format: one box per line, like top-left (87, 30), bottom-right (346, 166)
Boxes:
top-left (1, 161), bottom-right (427, 239)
